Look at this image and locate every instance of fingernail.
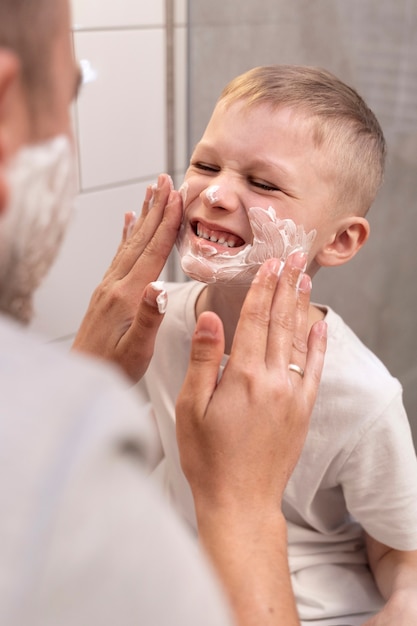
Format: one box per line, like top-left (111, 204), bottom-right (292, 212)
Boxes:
top-left (167, 190), bottom-right (176, 204)
top-left (289, 250), bottom-right (308, 271)
top-left (126, 211), bottom-right (137, 239)
top-left (263, 258), bottom-right (283, 276)
top-left (316, 320), bottom-right (328, 339)
top-left (195, 311), bottom-right (220, 340)
top-left (148, 184), bottom-right (157, 210)
top-left (157, 174), bottom-right (165, 189)
top-left (297, 273), bottom-right (312, 293)
top-left (148, 281), bottom-right (167, 314)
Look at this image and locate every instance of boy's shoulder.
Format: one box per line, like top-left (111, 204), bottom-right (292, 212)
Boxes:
top-left (319, 304), bottom-right (402, 398)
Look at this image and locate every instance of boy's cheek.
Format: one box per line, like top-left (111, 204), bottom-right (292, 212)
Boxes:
top-left (179, 179), bottom-right (203, 211)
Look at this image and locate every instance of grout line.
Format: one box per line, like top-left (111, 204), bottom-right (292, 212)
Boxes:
top-left (73, 24), bottom-right (166, 33)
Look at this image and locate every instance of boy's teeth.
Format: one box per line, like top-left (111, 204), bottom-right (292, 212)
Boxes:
top-left (196, 222), bottom-right (242, 248)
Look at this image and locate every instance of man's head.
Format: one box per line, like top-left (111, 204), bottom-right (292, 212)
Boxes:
top-left (0, 0), bottom-right (80, 140)
top-left (0, 0), bottom-right (81, 322)
top-left (178, 65), bottom-right (385, 286)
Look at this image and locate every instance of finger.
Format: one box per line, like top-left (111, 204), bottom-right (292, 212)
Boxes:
top-left (229, 258), bottom-right (282, 364)
top-left (139, 182), bottom-right (157, 221)
top-left (265, 251), bottom-right (307, 369)
top-left (123, 211), bottom-right (137, 243)
top-left (142, 281), bottom-right (168, 314)
top-left (302, 319), bottom-right (327, 403)
top-left (100, 184), bottom-right (158, 280)
top-left (108, 174), bottom-right (177, 279)
top-left (116, 282), bottom-right (169, 382)
top-left (286, 273), bottom-right (311, 379)
top-left (131, 173), bottom-right (173, 235)
top-left (128, 190), bottom-right (182, 278)
top-left (115, 189), bottom-right (182, 281)
top-left (104, 211), bottom-right (138, 273)
top-left (177, 312), bottom-right (225, 421)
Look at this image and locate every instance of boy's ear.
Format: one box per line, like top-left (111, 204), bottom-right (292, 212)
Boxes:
top-left (315, 217), bottom-right (370, 268)
top-left (0, 49), bottom-right (20, 216)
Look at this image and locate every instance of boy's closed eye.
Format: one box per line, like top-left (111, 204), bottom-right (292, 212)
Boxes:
top-left (192, 162), bottom-right (220, 173)
top-left (191, 162), bottom-right (286, 196)
top-left (250, 178), bottom-right (282, 192)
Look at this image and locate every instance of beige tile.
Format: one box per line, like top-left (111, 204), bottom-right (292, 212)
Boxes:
top-left (74, 29), bottom-right (166, 190)
top-left (71, 0), bottom-right (164, 29)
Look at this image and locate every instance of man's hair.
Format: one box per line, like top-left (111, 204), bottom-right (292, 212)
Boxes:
top-left (0, 0), bottom-right (62, 113)
top-left (219, 65), bottom-right (386, 215)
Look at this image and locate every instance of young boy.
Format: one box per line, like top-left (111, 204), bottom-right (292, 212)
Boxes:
top-left (139, 66), bottom-right (417, 625)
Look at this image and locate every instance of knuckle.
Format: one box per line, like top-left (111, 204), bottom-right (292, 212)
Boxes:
top-left (245, 308), bottom-right (270, 328)
top-left (128, 227), bottom-right (147, 249)
top-left (292, 333), bottom-right (308, 356)
top-left (136, 307), bottom-right (160, 330)
top-left (231, 361), bottom-right (260, 390)
top-left (273, 310), bottom-right (295, 332)
top-left (102, 282), bottom-right (126, 310)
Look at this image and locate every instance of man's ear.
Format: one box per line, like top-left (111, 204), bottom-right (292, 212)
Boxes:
top-left (0, 49), bottom-right (20, 216)
top-left (315, 217), bottom-right (370, 268)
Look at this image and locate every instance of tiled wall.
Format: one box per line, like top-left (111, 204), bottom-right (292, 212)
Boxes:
top-left (29, 0), bottom-right (188, 341)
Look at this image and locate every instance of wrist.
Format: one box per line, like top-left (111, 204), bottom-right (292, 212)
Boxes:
top-left (196, 499), bottom-right (288, 542)
top-left (195, 506), bottom-right (299, 626)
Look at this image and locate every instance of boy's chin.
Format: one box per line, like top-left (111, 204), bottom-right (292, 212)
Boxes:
top-left (180, 253), bottom-right (259, 286)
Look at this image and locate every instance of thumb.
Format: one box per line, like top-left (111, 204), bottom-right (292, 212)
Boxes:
top-left (177, 312), bottom-right (225, 420)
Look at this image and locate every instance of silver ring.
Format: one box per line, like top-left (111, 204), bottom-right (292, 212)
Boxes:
top-left (288, 363), bottom-right (304, 378)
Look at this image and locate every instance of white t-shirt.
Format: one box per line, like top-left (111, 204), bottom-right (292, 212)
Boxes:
top-left (0, 314), bottom-right (234, 626)
top-left (141, 280), bottom-right (417, 623)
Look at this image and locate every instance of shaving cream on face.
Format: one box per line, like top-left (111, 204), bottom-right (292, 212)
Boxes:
top-left (176, 204), bottom-right (316, 285)
top-left (206, 185), bottom-right (220, 204)
top-left (0, 135), bottom-right (76, 322)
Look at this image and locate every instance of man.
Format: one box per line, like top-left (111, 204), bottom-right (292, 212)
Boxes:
top-left (0, 1), bottom-right (327, 625)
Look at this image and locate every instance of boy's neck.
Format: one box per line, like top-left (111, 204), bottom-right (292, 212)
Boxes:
top-left (196, 284), bottom-right (248, 354)
top-left (196, 283), bottom-right (326, 355)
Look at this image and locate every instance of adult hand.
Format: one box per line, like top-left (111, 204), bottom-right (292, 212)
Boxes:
top-left (72, 173), bottom-right (182, 383)
top-left (176, 252), bottom-right (327, 626)
top-left (177, 252), bottom-right (326, 513)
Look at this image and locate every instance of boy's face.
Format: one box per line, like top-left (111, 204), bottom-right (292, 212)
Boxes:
top-left (179, 100), bottom-right (339, 283)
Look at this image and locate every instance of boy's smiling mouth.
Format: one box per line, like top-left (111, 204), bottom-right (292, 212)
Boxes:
top-left (178, 208), bottom-right (316, 285)
top-left (192, 220), bottom-right (246, 249)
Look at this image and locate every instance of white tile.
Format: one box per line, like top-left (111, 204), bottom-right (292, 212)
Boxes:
top-left (175, 0), bottom-right (188, 25)
top-left (74, 29), bottom-right (166, 190)
top-left (30, 182), bottom-right (154, 340)
top-left (71, 0), bottom-right (164, 29)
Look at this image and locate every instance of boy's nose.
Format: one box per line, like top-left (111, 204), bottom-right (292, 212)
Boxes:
top-left (199, 178), bottom-right (241, 213)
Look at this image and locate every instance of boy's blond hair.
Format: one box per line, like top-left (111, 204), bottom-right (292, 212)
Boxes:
top-left (219, 65), bottom-right (386, 216)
